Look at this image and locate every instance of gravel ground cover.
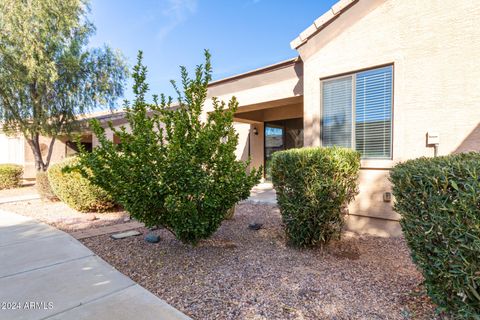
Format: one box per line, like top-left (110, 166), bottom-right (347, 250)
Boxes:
top-left (0, 199), bottom-right (128, 231)
top-left (0, 185), bottom-right (37, 199)
top-left (81, 203), bottom-right (441, 320)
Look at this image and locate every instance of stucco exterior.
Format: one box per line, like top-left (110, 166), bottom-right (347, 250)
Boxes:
top-left (293, 0), bottom-right (480, 234)
top-left (19, 134), bottom-right (94, 180)
top-left (204, 59), bottom-right (305, 180)
top-left (0, 111), bottom-right (124, 180)
top-left (0, 133), bottom-right (75, 180)
top-left (1, 0), bottom-right (478, 236)
top-left (0, 134), bottom-right (24, 165)
top-left (298, 0), bottom-right (480, 156)
top-left (202, 0), bottom-right (480, 236)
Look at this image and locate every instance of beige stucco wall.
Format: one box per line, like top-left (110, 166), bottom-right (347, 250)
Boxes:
top-left (207, 60), bottom-right (303, 107)
top-left (249, 122), bottom-right (264, 173)
top-left (205, 60), bottom-right (304, 174)
top-left (92, 120), bottom-right (133, 148)
top-left (92, 127), bottom-right (114, 148)
top-left (1, 132), bottom-right (94, 180)
top-left (23, 136), bottom-right (70, 179)
top-left (297, 0), bottom-right (480, 225)
top-left (0, 133), bottom-right (24, 166)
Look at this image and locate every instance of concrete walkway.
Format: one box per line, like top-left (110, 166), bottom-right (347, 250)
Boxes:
top-left (0, 194), bottom-right (40, 204)
top-left (0, 210), bottom-right (190, 320)
top-left (242, 182), bottom-right (277, 205)
top-left (0, 185), bottom-right (40, 204)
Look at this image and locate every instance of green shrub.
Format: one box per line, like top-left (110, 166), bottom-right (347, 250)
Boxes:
top-left (35, 171), bottom-right (58, 201)
top-left (271, 147), bottom-right (360, 247)
top-left (390, 152), bottom-right (480, 318)
top-left (48, 157), bottom-right (115, 212)
top-left (0, 164), bottom-right (23, 189)
top-left (75, 51), bottom-right (261, 244)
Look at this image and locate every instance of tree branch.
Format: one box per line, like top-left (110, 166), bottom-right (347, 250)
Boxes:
top-left (0, 87), bottom-right (28, 130)
top-left (44, 136), bottom-right (56, 169)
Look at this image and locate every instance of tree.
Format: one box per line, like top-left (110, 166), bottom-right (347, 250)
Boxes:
top-left (76, 51), bottom-right (261, 244)
top-left (0, 0), bottom-right (128, 171)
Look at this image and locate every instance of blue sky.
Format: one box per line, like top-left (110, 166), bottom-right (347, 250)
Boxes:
top-left (88, 0), bottom-right (337, 102)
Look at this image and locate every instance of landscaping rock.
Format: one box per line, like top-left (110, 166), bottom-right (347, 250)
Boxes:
top-left (145, 232), bottom-right (160, 243)
top-left (248, 222), bottom-right (263, 230)
top-left (110, 230), bottom-right (141, 240)
top-left (86, 214), bottom-right (97, 221)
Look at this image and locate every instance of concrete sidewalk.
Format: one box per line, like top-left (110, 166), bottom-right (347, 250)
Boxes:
top-left (0, 194), bottom-right (40, 204)
top-left (0, 209), bottom-right (190, 320)
top-left (242, 182), bottom-right (277, 205)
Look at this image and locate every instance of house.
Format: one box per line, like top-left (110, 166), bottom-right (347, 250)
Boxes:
top-left (0, 110), bottom-right (127, 180)
top-left (2, 0), bottom-right (479, 236)
top-left (204, 0), bottom-right (480, 236)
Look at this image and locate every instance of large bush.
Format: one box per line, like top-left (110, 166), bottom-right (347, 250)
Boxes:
top-left (271, 147), bottom-right (360, 247)
top-left (390, 153), bottom-right (480, 318)
top-left (75, 51), bottom-right (261, 244)
top-left (48, 157), bottom-right (115, 212)
top-left (0, 164), bottom-right (23, 189)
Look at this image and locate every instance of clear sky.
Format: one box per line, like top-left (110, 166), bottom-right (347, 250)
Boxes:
top-left (88, 0), bottom-right (337, 102)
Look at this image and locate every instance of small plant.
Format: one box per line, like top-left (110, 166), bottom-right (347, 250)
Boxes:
top-left (271, 147), bottom-right (360, 247)
top-left (0, 164), bottom-right (23, 189)
top-left (36, 171), bottom-right (58, 201)
top-left (48, 157), bottom-right (115, 212)
top-left (76, 51), bottom-right (261, 244)
top-left (390, 152), bottom-right (480, 319)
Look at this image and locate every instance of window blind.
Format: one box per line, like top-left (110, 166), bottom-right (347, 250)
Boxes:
top-left (322, 76), bottom-right (353, 148)
top-left (355, 66), bottom-right (392, 159)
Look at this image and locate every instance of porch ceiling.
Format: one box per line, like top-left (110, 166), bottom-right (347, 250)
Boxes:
top-left (234, 98), bottom-right (303, 123)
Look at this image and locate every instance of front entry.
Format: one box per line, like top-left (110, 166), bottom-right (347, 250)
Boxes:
top-left (264, 118), bottom-right (304, 179)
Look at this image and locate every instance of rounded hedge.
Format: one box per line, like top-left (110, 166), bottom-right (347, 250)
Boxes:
top-left (271, 147), bottom-right (360, 247)
top-left (48, 157), bottom-right (115, 212)
top-left (0, 164), bottom-right (23, 190)
top-left (390, 152), bottom-right (480, 318)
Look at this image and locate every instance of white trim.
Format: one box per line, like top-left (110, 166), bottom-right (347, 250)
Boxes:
top-left (290, 0), bottom-right (358, 49)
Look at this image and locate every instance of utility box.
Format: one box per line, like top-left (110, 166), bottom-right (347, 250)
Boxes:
top-left (383, 192), bottom-right (392, 202)
top-left (427, 132), bottom-right (440, 145)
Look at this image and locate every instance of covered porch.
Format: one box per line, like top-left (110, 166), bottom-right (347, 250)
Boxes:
top-left (205, 57), bottom-right (305, 178)
top-left (233, 96), bottom-right (304, 178)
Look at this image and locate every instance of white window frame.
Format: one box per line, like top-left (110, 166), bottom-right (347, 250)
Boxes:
top-left (320, 65), bottom-right (393, 160)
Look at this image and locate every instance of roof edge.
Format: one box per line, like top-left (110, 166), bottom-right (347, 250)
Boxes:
top-left (208, 57), bottom-right (301, 87)
top-left (290, 0), bottom-right (358, 50)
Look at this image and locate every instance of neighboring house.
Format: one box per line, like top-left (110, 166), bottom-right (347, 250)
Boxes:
top-left (204, 0), bottom-right (480, 236)
top-left (0, 110), bottom-right (127, 180)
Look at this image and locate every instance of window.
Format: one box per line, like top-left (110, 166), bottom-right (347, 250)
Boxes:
top-left (321, 65), bottom-right (393, 159)
top-left (322, 76), bottom-right (353, 148)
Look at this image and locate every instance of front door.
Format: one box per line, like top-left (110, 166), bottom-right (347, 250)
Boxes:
top-left (264, 118), bottom-right (303, 179)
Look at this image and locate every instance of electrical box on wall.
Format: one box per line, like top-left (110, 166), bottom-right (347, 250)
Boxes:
top-left (427, 132), bottom-right (440, 145)
top-left (383, 192), bottom-right (392, 202)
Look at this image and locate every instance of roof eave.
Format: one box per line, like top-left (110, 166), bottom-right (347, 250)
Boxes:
top-left (208, 57), bottom-right (301, 87)
top-left (290, 0), bottom-right (358, 50)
